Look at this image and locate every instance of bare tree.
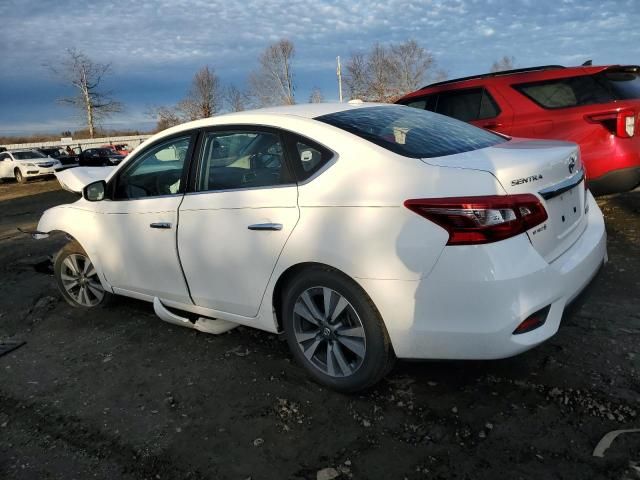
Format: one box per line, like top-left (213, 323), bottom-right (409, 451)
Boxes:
top-left (248, 39), bottom-right (295, 106)
top-left (490, 55), bottom-right (516, 73)
top-left (343, 40), bottom-right (441, 102)
top-left (178, 66), bottom-right (221, 120)
top-left (50, 48), bottom-right (123, 138)
top-left (308, 87), bottom-right (324, 103)
top-left (225, 84), bottom-right (248, 112)
top-left (148, 106), bottom-right (182, 132)
top-left (391, 39), bottom-right (434, 94)
top-left (344, 53), bottom-right (369, 100)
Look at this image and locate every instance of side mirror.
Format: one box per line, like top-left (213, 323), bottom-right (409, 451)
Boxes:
top-left (83, 180), bottom-right (106, 202)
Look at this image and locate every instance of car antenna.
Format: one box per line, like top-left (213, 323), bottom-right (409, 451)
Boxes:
top-left (582, 60), bottom-right (593, 66)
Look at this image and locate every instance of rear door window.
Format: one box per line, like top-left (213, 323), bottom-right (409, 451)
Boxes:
top-left (403, 94), bottom-right (438, 112)
top-left (435, 88), bottom-right (500, 121)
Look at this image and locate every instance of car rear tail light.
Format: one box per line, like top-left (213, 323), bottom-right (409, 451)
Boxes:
top-left (586, 108), bottom-right (636, 138)
top-left (513, 305), bottom-right (551, 335)
top-left (404, 194), bottom-right (548, 245)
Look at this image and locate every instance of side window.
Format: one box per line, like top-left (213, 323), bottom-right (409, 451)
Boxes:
top-left (403, 95), bottom-right (437, 112)
top-left (0, 153), bottom-right (9, 161)
top-left (286, 135), bottom-right (333, 181)
top-left (479, 89), bottom-right (500, 119)
top-left (197, 130), bottom-right (291, 191)
top-left (114, 135), bottom-right (191, 200)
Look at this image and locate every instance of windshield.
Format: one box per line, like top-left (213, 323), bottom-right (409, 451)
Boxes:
top-left (315, 105), bottom-right (506, 159)
top-left (12, 150), bottom-right (46, 160)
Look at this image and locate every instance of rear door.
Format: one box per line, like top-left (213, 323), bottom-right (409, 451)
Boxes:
top-left (177, 127), bottom-right (299, 317)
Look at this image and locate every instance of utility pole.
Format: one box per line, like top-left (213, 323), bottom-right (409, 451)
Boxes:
top-left (336, 56), bottom-right (343, 103)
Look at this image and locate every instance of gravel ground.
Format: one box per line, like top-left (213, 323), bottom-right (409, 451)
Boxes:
top-left (0, 177), bottom-right (638, 480)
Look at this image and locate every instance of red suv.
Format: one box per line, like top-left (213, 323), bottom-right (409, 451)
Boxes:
top-left (397, 64), bottom-right (640, 195)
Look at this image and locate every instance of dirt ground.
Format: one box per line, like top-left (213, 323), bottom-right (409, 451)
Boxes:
top-left (0, 177), bottom-right (638, 480)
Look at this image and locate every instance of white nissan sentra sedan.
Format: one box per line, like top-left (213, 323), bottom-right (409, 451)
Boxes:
top-left (35, 102), bottom-right (606, 392)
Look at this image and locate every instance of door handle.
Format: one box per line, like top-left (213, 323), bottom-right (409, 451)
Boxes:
top-left (248, 223), bottom-right (283, 231)
top-left (150, 222), bottom-right (172, 229)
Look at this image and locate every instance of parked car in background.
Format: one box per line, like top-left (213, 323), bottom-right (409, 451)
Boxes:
top-left (36, 147), bottom-right (78, 169)
top-left (78, 148), bottom-right (125, 166)
top-left (36, 103), bottom-right (606, 391)
top-left (101, 144), bottom-right (130, 156)
top-left (397, 64), bottom-right (640, 195)
top-left (0, 149), bottom-right (63, 183)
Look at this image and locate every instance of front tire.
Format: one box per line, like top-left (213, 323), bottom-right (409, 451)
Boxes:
top-left (14, 168), bottom-right (26, 184)
top-left (54, 241), bottom-right (113, 308)
top-left (282, 266), bottom-right (395, 392)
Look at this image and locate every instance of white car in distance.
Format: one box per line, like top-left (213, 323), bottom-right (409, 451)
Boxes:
top-left (0, 149), bottom-right (64, 183)
top-left (36, 103), bottom-right (607, 392)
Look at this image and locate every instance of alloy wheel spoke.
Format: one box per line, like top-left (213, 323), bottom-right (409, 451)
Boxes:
top-left (337, 325), bottom-right (365, 338)
top-left (82, 258), bottom-right (92, 274)
top-left (300, 291), bottom-right (324, 322)
top-left (329, 296), bottom-right (349, 323)
top-left (332, 341), bottom-right (352, 376)
top-left (87, 282), bottom-right (104, 300)
top-left (63, 257), bottom-right (79, 275)
top-left (326, 342), bottom-right (336, 376)
top-left (336, 336), bottom-right (365, 358)
top-left (294, 302), bottom-right (320, 326)
top-left (86, 266), bottom-right (97, 278)
top-left (322, 288), bottom-right (333, 320)
top-left (296, 330), bottom-right (320, 343)
top-left (303, 337), bottom-right (322, 360)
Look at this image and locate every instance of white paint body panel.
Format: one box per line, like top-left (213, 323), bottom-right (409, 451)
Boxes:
top-left (36, 103), bottom-right (607, 360)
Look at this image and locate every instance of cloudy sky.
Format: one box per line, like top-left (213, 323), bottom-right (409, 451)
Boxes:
top-left (1, 0), bottom-right (638, 136)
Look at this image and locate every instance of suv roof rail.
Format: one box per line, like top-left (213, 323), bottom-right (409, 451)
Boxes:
top-left (421, 65), bottom-right (566, 89)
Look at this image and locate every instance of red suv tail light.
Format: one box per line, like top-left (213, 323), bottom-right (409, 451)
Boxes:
top-left (404, 194), bottom-right (548, 245)
top-left (586, 108), bottom-right (636, 138)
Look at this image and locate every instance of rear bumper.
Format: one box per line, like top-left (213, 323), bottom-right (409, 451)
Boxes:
top-left (359, 192), bottom-right (607, 360)
top-left (589, 167), bottom-right (640, 196)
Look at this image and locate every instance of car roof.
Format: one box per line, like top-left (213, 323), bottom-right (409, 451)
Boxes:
top-left (156, 101), bottom-right (391, 137)
top-left (400, 64), bottom-right (639, 100)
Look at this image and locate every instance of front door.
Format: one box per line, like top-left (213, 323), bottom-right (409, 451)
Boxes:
top-left (95, 134), bottom-right (196, 304)
top-left (178, 128), bottom-right (299, 317)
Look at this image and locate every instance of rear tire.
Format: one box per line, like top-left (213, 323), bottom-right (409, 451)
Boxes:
top-left (282, 266), bottom-right (395, 392)
top-left (14, 168), bottom-right (26, 184)
top-left (54, 240), bottom-right (113, 308)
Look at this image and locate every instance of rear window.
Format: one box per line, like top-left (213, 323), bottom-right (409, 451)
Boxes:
top-left (315, 105), bottom-right (507, 159)
top-left (602, 70), bottom-right (640, 99)
top-left (515, 69), bottom-right (640, 109)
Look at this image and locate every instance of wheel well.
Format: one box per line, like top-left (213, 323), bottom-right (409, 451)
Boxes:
top-left (271, 262), bottom-right (355, 332)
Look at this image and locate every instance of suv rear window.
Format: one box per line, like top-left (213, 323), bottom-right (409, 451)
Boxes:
top-left (515, 69), bottom-right (640, 109)
top-left (316, 105), bottom-right (506, 159)
top-left (602, 70), bottom-right (640, 99)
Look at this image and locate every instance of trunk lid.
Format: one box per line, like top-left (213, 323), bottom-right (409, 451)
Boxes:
top-left (423, 139), bottom-right (588, 262)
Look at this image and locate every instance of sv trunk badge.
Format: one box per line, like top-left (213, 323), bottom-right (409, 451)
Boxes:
top-left (568, 157), bottom-right (576, 174)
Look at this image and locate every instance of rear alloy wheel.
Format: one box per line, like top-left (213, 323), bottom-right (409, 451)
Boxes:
top-left (14, 168), bottom-right (26, 184)
top-left (54, 241), bottom-right (113, 308)
top-left (282, 267), bottom-right (394, 392)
